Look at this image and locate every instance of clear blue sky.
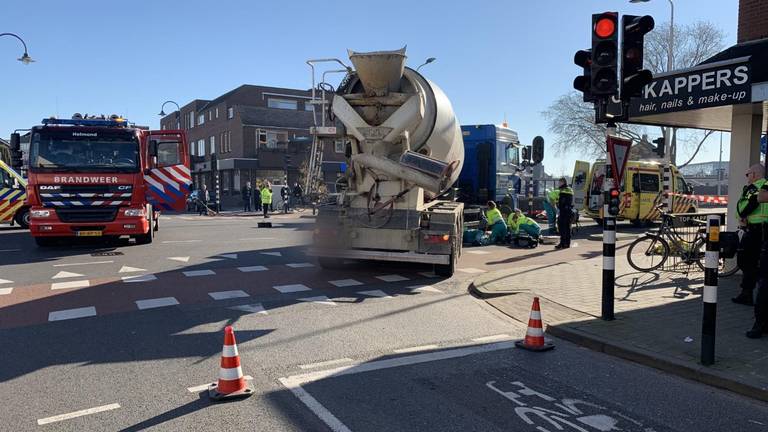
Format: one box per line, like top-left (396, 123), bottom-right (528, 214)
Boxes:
top-left (2, 0), bottom-right (739, 175)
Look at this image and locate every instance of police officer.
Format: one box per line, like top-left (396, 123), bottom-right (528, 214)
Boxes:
top-left (555, 177), bottom-right (574, 249)
top-left (733, 164), bottom-right (768, 306)
top-left (748, 164), bottom-right (768, 338)
top-left (261, 182), bottom-right (273, 218)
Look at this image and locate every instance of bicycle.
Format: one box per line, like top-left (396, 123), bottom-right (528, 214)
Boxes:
top-left (626, 205), bottom-right (738, 277)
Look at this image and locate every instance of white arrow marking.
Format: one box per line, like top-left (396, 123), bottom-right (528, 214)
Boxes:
top-left (168, 256), bottom-right (190, 263)
top-left (52, 271), bottom-right (85, 279)
top-left (218, 253), bottom-right (238, 260)
top-left (119, 266), bottom-right (146, 273)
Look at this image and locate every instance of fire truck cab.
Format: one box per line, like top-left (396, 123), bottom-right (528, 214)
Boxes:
top-left (24, 115), bottom-right (190, 246)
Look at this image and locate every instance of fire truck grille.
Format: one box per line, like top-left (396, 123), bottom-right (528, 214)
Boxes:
top-left (56, 207), bottom-right (119, 223)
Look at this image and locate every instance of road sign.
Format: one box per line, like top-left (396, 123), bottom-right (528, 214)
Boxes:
top-left (607, 136), bottom-right (632, 186)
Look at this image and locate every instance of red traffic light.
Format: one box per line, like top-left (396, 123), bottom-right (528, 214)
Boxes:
top-left (610, 189), bottom-right (620, 198)
top-left (595, 16), bottom-right (616, 38)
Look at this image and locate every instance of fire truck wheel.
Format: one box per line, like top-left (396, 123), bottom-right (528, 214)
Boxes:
top-left (135, 214), bottom-right (154, 245)
top-left (15, 208), bottom-right (30, 229)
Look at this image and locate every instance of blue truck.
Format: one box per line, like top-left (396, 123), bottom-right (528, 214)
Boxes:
top-left (457, 124), bottom-right (522, 205)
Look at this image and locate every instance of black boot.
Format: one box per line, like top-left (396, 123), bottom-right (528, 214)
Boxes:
top-left (732, 291), bottom-right (754, 306)
top-left (746, 321), bottom-right (767, 339)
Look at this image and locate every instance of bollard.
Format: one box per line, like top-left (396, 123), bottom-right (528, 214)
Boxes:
top-left (701, 214), bottom-right (720, 366)
top-left (601, 126), bottom-right (616, 321)
top-left (663, 164), bottom-right (672, 211)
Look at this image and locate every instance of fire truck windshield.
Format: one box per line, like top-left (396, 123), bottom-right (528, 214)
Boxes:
top-left (29, 131), bottom-right (140, 173)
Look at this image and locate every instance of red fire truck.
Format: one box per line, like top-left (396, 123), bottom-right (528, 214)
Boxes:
top-left (20, 115), bottom-right (190, 246)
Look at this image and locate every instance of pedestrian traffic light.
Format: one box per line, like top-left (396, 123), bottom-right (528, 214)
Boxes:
top-left (591, 12), bottom-right (619, 97)
top-left (652, 137), bottom-right (665, 158)
top-left (521, 146), bottom-right (531, 165)
top-left (532, 136), bottom-right (544, 165)
top-left (573, 49), bottom-right (594, 102)
top-left (9, 133), bottom-right (23, 171)
top-left (284, 154), bottom-right (291, 167)
top-left (621, 15), bottom-right (655, 99)
top-left (608, 188), bottom-right (621, 216)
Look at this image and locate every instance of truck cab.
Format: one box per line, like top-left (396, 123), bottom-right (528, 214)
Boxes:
top-left (24, 115), bottom-right (190, 246)
top-left (458, 124), bottom-right (522, 204)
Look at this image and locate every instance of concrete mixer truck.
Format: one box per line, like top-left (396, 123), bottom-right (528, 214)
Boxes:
top-left (308, 48), bottom-right (465, 276)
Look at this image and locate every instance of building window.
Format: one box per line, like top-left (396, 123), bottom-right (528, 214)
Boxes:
top-left (227, 131), bottom-right (232, 153)
top-left (215, 107), bottom-right (219, 118)
top-left (267, 98), bottom-right (297, 110)
top-left (227, 107), bottom-right (234, 119)
top-left (334, 140), bottom-right (347, 154)
top-left (197, 139), bottom-right (205, 157)
top-left (304, 102), bottom-right (314, 112)
top-left (190, 140), bottom-right (195, 156)
top-left (198, 114), bottom-right (205, 125)
top-left (210, 136), bottom-right (216, 154)
top-left (189, 111), bottom-right (195, 128)
top-left (208, 111), bottom-right (212, 121)
top-left (222, 170), bottom-right (231, 193)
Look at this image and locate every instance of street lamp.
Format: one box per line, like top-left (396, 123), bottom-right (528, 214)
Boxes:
top-left (158, 100), bottom-right (181, 129)
top-left (416, 57), bottom-right (436, 71)
top-left (0, 33), bottom-right (34, 64)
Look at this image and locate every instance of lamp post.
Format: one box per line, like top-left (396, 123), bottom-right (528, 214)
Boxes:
top-left (1, 33), bottom-right (34, 64)
top-left (416, 57), bottom-right (436, 71)
top-left (158, 100), bottom-right (181, 129)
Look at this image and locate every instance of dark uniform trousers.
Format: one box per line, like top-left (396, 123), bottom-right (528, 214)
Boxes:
top-left (738, 224), bottom-right (763, 294)
top-left (557, 211), bottom-right (572, 247)
top-left (756, 233), bottom-right (768, 326)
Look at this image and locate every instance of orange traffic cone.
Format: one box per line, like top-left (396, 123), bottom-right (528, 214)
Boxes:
top-left (208, 326), bottom-right (254, 401)
top-left (515, 297), bottom-right (554, 352)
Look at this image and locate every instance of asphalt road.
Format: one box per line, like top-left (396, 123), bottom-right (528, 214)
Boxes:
top-left (1, 213), bottom-right (764, 431)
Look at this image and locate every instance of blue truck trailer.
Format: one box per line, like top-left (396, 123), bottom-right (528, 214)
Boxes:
top-left (457, 124), bottom-right (522, 204)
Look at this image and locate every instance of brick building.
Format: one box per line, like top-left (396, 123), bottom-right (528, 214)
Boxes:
top-left (160, 85), bottom-right (345, 208)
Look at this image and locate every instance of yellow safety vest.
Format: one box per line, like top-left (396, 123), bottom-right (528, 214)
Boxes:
top-left (260, 188), bottom-right (273, 205)
top-left (486, 208), bottom-right (503, 226)
top-left (738, 178), bottom-right (768, 224)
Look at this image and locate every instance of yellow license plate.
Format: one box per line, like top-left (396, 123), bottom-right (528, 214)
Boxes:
top-left (76, 230), bottom-right (103, 237)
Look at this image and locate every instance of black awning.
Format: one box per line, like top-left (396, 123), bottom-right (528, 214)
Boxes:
top-left (702, 38), bottom-right (768, 83)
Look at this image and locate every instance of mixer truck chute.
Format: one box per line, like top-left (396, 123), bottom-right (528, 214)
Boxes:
top-left (309, 48), bottom-right (465, 276)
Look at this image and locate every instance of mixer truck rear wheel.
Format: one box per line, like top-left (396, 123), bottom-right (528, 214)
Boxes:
top-left (318, 257), bottom-right (344, 269)
top-left (435, 250), bottom-right (456, 277)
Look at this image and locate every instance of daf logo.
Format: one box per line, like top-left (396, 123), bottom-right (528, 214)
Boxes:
top-left (39, 186), bottom-right (59, 190)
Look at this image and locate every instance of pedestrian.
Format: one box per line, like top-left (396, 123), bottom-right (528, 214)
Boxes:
top-left (242, 181), bottom-right (253, 212)
top-left (198, 184), bottom-right (210, 215)
top-left (543, 187), bottom-right (559, 235)
top-left (746, 165), bottom-right (768, 338)
top-left (281, 184), bottom-right (290, 213)
top-left (485, 201), bottom-right (507, 244)
top-left (507, 208), bottom-right (541, 239)
top-left (555, 177), bottom-right (574, 249)
top-left (254, 180), bottom-right (262, 212)
top-left (261, 182), bottom-right (273, 218)
top-left (293, 182), bottom-right (303, 204)
top-left (733, 164), bottom-right (768, 306)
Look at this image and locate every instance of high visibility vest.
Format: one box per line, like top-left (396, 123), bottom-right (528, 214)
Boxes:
top-left (486, 208), bottom-right (504, 226)
top-left (547, 189), bottom-right (559, 204)
top-left (507, 214), bottom-right (539, 232)
top-left (739, 178), bottom-right (768, 224)
top-left (260, 188), bottom-right (273, 204)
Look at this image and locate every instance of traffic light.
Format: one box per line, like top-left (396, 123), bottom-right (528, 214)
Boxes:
top-left (9, 133), bottom-right (22, 171)
top-left (284, 154), bottom-right (292, 167)
top-left (573, 49), bottom-right (594, 102)
top-left (652, 137), bottom-right (665, 158)
top-left (532, 136), bottom-right (544, 165)
top-left (591, 12), bottom-right (619, 97)
top-left (621, 15), bottom-right (655, 99)
top-left (521, 146), bottom-right (531, 164)
top-left (607, 188), bottom-right (621, 216)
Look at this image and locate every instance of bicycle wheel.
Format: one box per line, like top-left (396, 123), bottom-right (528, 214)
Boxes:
top-left (627, 234), bottom-right (669, 272)
top-left (693, 239), bottom-right (740, 277)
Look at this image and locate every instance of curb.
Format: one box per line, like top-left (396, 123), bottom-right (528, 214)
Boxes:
top-left (547, 324), bottom-right (768, 403)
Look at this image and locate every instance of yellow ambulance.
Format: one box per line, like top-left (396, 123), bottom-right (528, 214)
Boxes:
top-left (573, 160), bottom-right (697, 225)
top-left (0, 159), bottom-right (29, 228)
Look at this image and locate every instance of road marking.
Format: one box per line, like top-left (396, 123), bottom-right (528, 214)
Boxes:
top-left (286, 262), bottom-right (315, 268)
top-left (162, 240), bottom-right (202, 244)
top-left (466, 250), bottom-right (490, 255)
top-left (273, 284), bottom-right (311, 293)
top-left (187, 376), bottom-right (253, 393)
top-left (183, 269), bottom-right (216, 277)
top-left (52, 270), bottom-right (85, 279)
top-left (472, 334), bottom-right (511, 343)
top-left (229, 303), bottom-right (267, 314)
top-left (209, 290), bottom-right (250, 300)
top-left (418, 272), bottom-right (439, 278)
top-left (168, 256), bottom-right (191, 263)
top-left (239, 237), bottom-right (274, 241)
top-left (51, 280), bottom-right (90, 290)
top-left (0, 248), bottom-right (21, 252)
top-left (261, 251), bottom-right (283, 257)
top-left (238, 265), bottom-right (268, 272)
top-left (0, 278), bottom-right (13, 284)
top-left (457, 268), bottom-right (485, 274)
top-left (407, 285), bottom-right (443, 294)
top-left (279, 341), bottom-right (515, 432)
top-left (375, 274), bottom-right (409, 282)
top-left (394, 344), bottom-right (439, 353)
top-left (119, 265), bottom-right (146, 273)
top-left (299, 296), bottom-right (337, 306)
top-left (329, 279), bottom-right (363, 287)
top-left (218, 253), bottom-right (238, 259)
top-left (37, 403), bottom-right (121, 425)
top-left (53, 260), bottom-right (113, 267)
top-left (48, 306), bottom-right (97, 322)
top-left (0, 287), bottom-right (13, 295)
top-left (122, 274), bottom-right (157, 283)
top-left (299, 358), bottom-right (354, 370)
top-left (357, 289), bottom-right (393, 298)
top-left (135, 297), bottom-right (179, 310)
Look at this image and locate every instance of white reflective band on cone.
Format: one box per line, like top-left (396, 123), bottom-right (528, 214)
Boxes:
top-left (530, 311), bottom-right (541, 320)
top-left (222, 344), bottom-right (239, 357)
top-left (603, 256), bottom-right (615, 270)
top-left (703, 285), bottom-right (717, 303)
top-left (219, 366), bottom-right (244, 381)
top-left (604, 230), bottom-right (616, 244)
top-left (705, 251), bottom-right (719, 269)
top-left (526, 327), bottom-right (544, 337)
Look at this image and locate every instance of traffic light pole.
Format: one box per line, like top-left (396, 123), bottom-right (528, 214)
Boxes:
top-left (602, 123), bottom-right (617, 321)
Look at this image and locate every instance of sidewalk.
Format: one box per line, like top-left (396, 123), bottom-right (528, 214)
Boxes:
top-left (470, 255), bottom-right (768, 402)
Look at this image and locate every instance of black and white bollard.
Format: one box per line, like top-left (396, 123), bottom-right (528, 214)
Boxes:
top-left (663, 164), bottom-right (672, 211)
top-left (602, 162), bottom-right (616, 321)
top-left (701, 215), bottom-right (720, 366)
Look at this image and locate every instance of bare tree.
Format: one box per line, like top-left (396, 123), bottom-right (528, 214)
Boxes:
top-left (543, 20), bottom-right (726, 164)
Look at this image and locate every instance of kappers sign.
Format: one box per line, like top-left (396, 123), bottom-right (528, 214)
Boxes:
top-left (629, 59), bottom-right (751, 116)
